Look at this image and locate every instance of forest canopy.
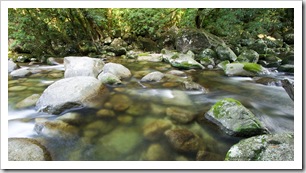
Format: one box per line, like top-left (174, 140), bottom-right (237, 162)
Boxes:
top-left (8, 8), bottom-right (293, 59)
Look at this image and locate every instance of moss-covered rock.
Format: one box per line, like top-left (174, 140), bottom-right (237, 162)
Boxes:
top-left (205, 98), bottom-right (268, 137)
top-left (225, 133), bottom-right (294, 161)
top-left (224, 62), bottom-right (269, 77)
top-left (162, 50), bottom-right (204, 69)
top-left (237, 49), bottom-right (259, 63)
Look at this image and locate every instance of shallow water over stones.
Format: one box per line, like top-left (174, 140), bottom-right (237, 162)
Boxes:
top-left (8, 58), bottom-right (294, 161)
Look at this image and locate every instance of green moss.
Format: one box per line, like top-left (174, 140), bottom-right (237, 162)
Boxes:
top-left (242, 63), bottom-right (262, 73)
top-left (211, 98), bottom-right (242, 119)
top-left (137, 52), bottom-right (150, 56)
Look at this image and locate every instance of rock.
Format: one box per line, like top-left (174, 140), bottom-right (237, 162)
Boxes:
top-left (10, 68), bottom-right (31, 77)
top-left (117, 115), bottom-right (134, 124)
top-left (166, 107), bottom-right (197, 124)
top-left (196, 150), bottom-right (224, 161)
top-left (102, 62), bottom-right (131, 79)
top-left (16, 55), bottom-right (30, 63)
top-left (254, 77), bottom-right (282, 86)
top-left (8, 59), bottom-right (19, 73)
top-left (163, 51), bottom-right (204, 69)
top-left (56, 112), bottom-right (82, 125)
top-left (143, 143), bottom-right (171, 161)
top-left (175, 29), bottom-right (223, 54)
top-left (215, 45), bottom-right (237, 62)
top-left (197, 48), bottom-right (217, 66)
top-left (249, 39), bottom-right (268, 54)
top-left (8, 138), bottom-right (52, 161)
top-left (137, 54), bottom-right (163, 62)
top-left (166, 70), bottom-right (186, 77)
top-left (283, 33), bottom-right (294, 44)
top-left (109, 94), bottom-right (132, 112)
top-left (96, 109), bottom-right (116, 118)
top-left (34, 119), bottom-right (79, 138)
top-left (143, 119), bottom-right (173, 141)
top-left (181, 81), bottom-right (206, 91)
top-left (205, 98), bottom-right (268, 137)
top-left (110, 38), bottom-right (128, 47)
top-left (277, 64), bottom-right (294, 73)
top-left (97, 72), bottom-right (122, 85)
top-left (137, 37), bottom-right (159, 52)
top-left (64, 56), bottom-right (104, 78)
top-left (95, 127), bottom-right (142, 160)
top-left (103, 45), bottom-right (127, 56)
top-left (15, 94), bottom-right (40, 109)
top-left (46, 57), bottom-right (60, 65)
top-left (36, 76), bottom-right (107, 114)
top-left (259, 54), bottom-right (282, 67)
top-left (237, 49), bottom-right (259, 63)
top-left (83, 120), bottom-right (115, 136)
top-left (104, 37), bottom-right (112, 45)
top-left (126, 50), bottom-right (138, 59)
top-left (165, 128), bottom-right (203, 153)
top-left (140, 71), bottom-right (165, 82)
top-left (8, 86), bottom-right (27, 91)
top-left (224, 62), bottom-right (269, 77)
top-left (281, 79), bottom-right (294, 101)
top-left (225, 133), bottom-right (294, 161)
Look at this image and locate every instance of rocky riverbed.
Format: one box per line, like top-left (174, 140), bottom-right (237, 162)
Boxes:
top-left (7, 29), bottom-right (294, 161)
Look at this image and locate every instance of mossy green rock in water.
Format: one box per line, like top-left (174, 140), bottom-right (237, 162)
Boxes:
top-left (225, 133), bottom-right (294, 161)
top-left (205, 98), bottom-right (268, 137)
top-left (224, 62), bottom-right (269, 77)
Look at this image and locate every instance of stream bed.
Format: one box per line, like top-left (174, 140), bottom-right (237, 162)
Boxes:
top-left (8, 58), bottom-right (294, 161)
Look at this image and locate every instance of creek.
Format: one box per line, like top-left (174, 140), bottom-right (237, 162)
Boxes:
top-left (8, 57), bottom-right (294, 161)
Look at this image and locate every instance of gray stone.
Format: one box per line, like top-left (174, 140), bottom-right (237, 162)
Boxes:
top-left (237, 49), bottom-right (259, 63)
top-left (140, 71), bottom-right (165, 82)
top-left (10, 68), bottom-right (31, 77)
top-left (162, 50), bottom-right (204, 69)
top-left (281, 79), bottom-right (294, 101)
top-left (98, 72), bottom-right (122, 85)
top-left (215, 45), bottom-right (237, 61)
top-left (224, 63), bottom-right (269, 77)
top-left (8, 138), bottom-right (52, 161)
top-left (205, 98), bottom-right (268, 137)
top-left (36, 76), bottom-right (107, 114)
top-left (15, 94), bottom-right (40, 109)
top-left (225, 133), bottom-right (294, 161)
top-left (102, 62), bottom-right (131, 79)
top-left (8, 60), bottom-right (18, 73)
top-left (64, 56), bottom-right (104, 78)
top-left (137, 54), bottom-right (163, 62)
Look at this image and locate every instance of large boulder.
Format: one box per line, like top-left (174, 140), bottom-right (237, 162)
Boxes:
top-left (205, 98), bottom-right (268, 137)
top-left (8, 138), bottom-right (52, 161)
top-left (8, 59), bottom-right (19, 73)
top-left (101, 62), bottom-right (131, 79)
top-left (36, 76), bottom-right (107, 114)
top-left (64, 56), bottom-right (104, 78)
top-left (224, 62), bottom-right (269, 77)
top-left (225, 133), bottom-right (294, 161)
top-left (175, 29), bottom-right (224, 54)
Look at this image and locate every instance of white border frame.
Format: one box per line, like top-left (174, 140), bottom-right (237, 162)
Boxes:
top-left (1, 0), bottom-right (303, 170)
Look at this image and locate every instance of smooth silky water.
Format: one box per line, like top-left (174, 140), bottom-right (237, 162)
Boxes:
top-left (8, 59), bottom-right (294, 161)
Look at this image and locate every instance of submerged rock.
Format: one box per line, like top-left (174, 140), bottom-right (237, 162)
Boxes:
top-left (143, 119), bottom-right (173, 141)
top-left (205, 98), bottom-right (268, 137)
top-left (8, 138), bottom-right (52, 161)
top-left (143, 143), bottom-right (171, 161)
top-left (64, 56), bottom-right (104, 78)
top-left (15, 94), bottom-right (40, 109)
top-left (165, 128), bottom-right (204, 153)
top-left (109, 94), bottom-right (132, 112)
top-left (225, 133), bottom-right (294, 161)
top-left (166, 107), bottom-right (197, 124)
top-left (36, 76), bottom-right (107, 114)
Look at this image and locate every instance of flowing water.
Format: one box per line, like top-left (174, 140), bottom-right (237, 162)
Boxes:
top-left (7, 58), bottom-right (294, 161)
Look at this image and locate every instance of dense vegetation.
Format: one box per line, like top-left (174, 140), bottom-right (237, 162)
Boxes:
top-left (8, 8), bottom-right (293, 60)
